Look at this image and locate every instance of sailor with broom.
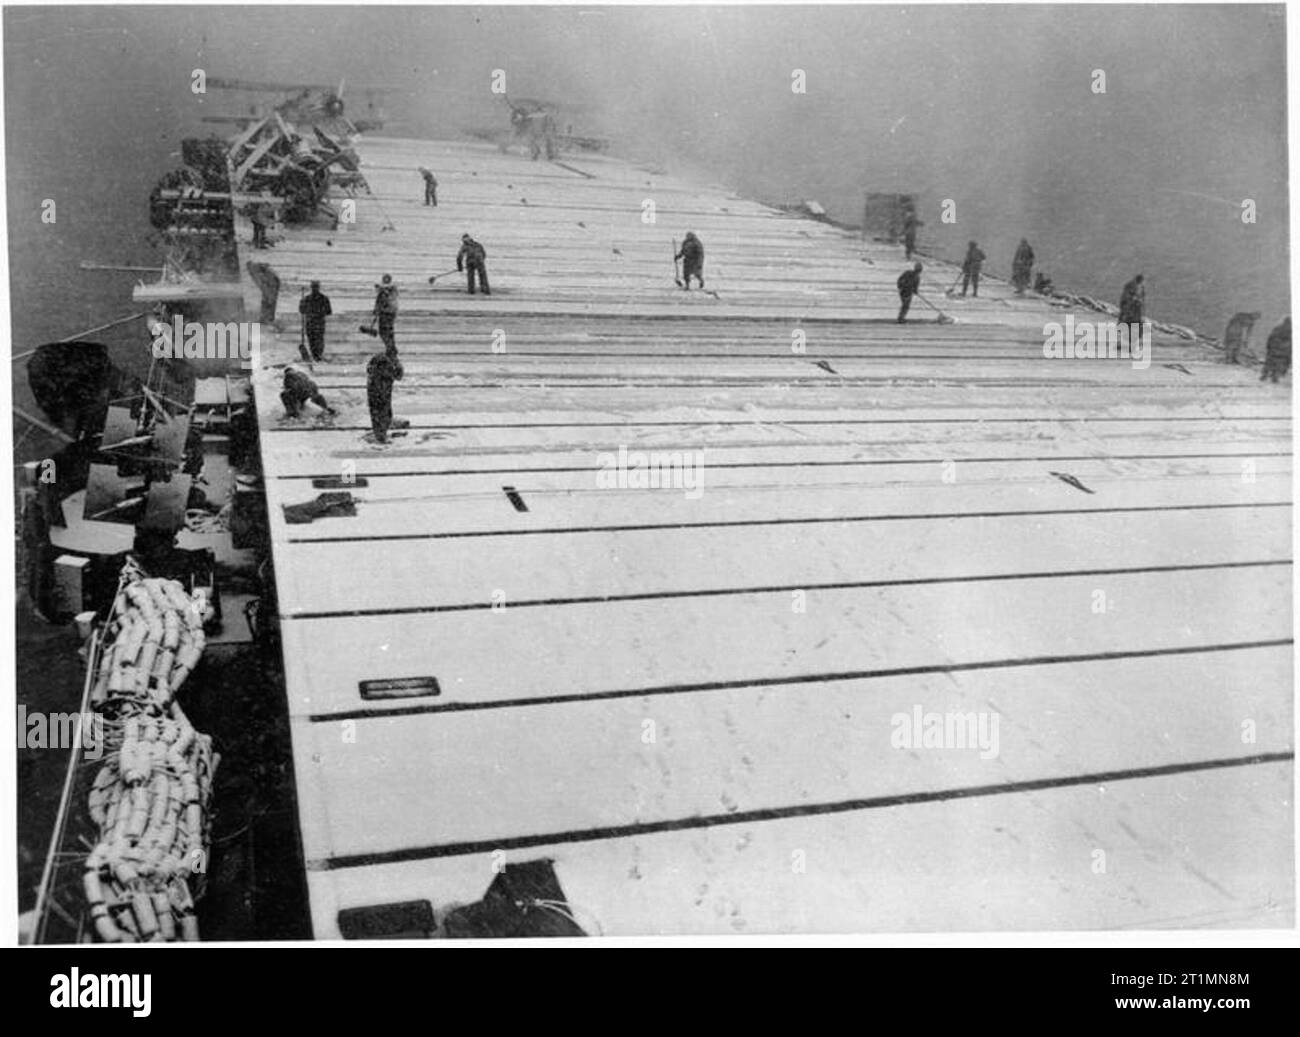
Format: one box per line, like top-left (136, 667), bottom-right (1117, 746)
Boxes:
top-left (897, 262), bottom-right (923, 323)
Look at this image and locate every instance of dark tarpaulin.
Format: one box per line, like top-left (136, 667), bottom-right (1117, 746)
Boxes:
top-left (282, 491), bottom-right (356, 525)
top-left (442, 859), bottom-right (587, 938)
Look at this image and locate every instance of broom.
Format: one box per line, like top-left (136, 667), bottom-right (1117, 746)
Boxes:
top-left (298, 286), bottom-right (314, 367)
top-left (673, 238), bottom-right (719, 297)
top-left (913, 291), bottom-right (956, 324)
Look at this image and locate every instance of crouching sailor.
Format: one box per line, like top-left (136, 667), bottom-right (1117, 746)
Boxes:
top-left (281, 365), bottom-right (336, 420)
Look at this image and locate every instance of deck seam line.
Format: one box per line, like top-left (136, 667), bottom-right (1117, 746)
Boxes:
top-left (274, 453), bottom-right (1293, 479)
top-left (302, 638), bottom-right (1294, 722)
top-left (306, 750), bottom-right (1295, 871)
top-left (286, 500), bottom-right (1292, 544)
top-left (261, 415), bottom-right (1291, 431)
top-left (284, 559), bottom-right (1292, 619)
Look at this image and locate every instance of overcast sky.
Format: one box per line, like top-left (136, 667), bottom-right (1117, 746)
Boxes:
top-left (4, 4), bottom-right (1291, 336)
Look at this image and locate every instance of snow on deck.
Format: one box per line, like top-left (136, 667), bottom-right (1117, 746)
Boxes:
top-left (246, 136), bottom-right (1293, 936)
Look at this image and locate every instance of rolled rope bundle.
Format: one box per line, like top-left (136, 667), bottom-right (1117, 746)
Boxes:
top-left (82, 569), bottom-right (218, 942)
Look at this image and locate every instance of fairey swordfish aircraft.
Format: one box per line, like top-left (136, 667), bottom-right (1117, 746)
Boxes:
top-left (200, 76), bottom-right (397, 136)
top-left (465, 95), bottom-right (611, 159)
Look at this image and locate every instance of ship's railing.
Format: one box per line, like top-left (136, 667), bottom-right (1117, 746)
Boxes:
top-left (31, 577), bottom-right (131, 944)
top-left (31, 624), bottom-right (104, 943)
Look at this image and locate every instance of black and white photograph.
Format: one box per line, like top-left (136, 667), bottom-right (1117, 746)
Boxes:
top-left (4, 2), bottom-right (1294, 952)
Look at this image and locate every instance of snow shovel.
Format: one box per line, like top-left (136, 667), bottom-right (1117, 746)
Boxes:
top-left (427, 268), bottom-right (460, 285)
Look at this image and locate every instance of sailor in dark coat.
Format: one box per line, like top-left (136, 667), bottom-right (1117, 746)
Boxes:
top-left (298, 281), bottom-right (332, 361)
top-left (373, 274), bottom-right (399, 351)
top-left (1261, 316), bottom-right (1291, 383)
top-left (897, 262), bottom-right (923, 323)
top-left (281, 366), bottom-right (335, 419)
top-left (901, 210), bottom-right (922, 260)
top-left (1011, 239), bottom-right (1035, 294)
top-left (675, 232), bottom-right (705, 290)
top-left (457, 234), bottom-right (490, 295)
top-left (960, 241), bottom-right (986, 297)
top-left (1119, 274), bottom-right (1146, 325)
top-left (366, 347), bottom-right (405, 442)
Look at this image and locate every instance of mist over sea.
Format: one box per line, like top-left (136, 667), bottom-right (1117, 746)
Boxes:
top-left (5, 4), bottom-right (1290, 461)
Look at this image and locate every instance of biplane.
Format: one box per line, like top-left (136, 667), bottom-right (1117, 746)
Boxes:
top-left (464, 95), bottom-right (611, 157)
top-left (201, 77), bottom-right (397, 135)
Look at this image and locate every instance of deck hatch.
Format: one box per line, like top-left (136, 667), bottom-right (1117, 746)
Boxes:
top-left (358, 676), bottom-right (442, 700)
top-left (337, 899), bottom-right (435, 939)
top-left (312, 476), bottom-right (370, 489)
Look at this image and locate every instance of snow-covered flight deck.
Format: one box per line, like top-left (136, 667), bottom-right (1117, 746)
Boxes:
top-left (246, 137), bottom-right (1292, 936)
